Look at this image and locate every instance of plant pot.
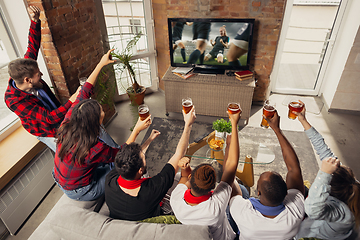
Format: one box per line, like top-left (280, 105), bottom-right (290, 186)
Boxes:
top-left (127, 86), bottom-right (146, 105)
top-left (215, 130), bottom-right (226, 140)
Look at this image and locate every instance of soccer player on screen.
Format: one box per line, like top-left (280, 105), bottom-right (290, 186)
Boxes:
top-left (172, 22), bottom-right (193, 63)
top-left (227, 23), bottom-right (251, 67)
top-left (187, 22), bottom-right (211, 65)
top-left (204, 25), bottom-right (229, 63)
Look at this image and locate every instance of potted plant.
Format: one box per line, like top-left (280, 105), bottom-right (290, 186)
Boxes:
top-left (111, 33), bottom-right (146, 105)
top-left (212, 118), bottom-right (239, 140)
top-left (93, 64), bottom-right (117, 124)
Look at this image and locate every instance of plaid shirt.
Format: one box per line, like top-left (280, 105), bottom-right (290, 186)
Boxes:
top-left (53, 82), bottom-right (122, 190)
top-left (4, 20), bottom-right (72, 137)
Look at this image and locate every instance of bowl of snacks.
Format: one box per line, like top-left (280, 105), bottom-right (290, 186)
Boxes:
top-left (207, 135), bottom-right (225, 151)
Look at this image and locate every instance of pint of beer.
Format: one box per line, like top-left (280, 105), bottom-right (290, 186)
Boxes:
top-left (138, 104), bottom-right (150, 121)
top-left (227, 102), bottom-right (241, 114)
top-left (288, 101), bottom-right (304, 120)
top-left (182, 98), bottom-right (193, 114)
top-left (260, 100), bottom-right (276, 129)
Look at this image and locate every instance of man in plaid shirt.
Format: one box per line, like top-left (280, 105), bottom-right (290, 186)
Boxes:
top-left (5, 6), bottom-right (79, 152)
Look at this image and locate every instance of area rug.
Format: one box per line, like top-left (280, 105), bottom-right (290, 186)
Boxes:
top-left (141, 117), bottom-right (319, 193)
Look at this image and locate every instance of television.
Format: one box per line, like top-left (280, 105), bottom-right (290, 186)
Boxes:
top-left (168, 18), bottom-right (255, 74)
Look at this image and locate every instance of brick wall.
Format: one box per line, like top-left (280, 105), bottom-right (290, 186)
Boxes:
top-left (152, 0), bottom-right (285, 101)
top-left (26, 0), bottom-right (105, 104)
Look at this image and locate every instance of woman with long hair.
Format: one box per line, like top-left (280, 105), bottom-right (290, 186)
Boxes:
top-left (53, 50), bottom-right (151, 201)
top-left (295, 101), bottom-right (360, 239)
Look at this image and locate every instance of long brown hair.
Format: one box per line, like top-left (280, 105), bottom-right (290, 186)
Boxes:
top-left (57, 99), bottom-right (102, 165)
top-left (330, 166), bottom-right (360, 227)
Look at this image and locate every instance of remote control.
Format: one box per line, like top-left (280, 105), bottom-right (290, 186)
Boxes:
top-left (194, 132), bottom-right (212, 143)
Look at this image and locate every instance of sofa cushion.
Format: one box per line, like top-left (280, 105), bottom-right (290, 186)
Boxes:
top-left (29, 195), bottom-right (212, 240)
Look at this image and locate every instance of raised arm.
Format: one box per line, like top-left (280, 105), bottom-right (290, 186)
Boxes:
top-left (295, 101), bottom-right (335, 160)
top-left (25, 6), bottom-right (41, 60)
top-left (221, 110), bottom-right (241, 185)
top-left (305, 157), bottom-right (345, 220)
top-left (168, 107), bottom-right (196, 171)
top-left (86, 49), bottom-right (115, 86)
top-left (141, 129), bottom-right (161, 153)
top-left (266, 111), bottom-right (305, 195)
top-left (126, 115), bottom-right (152, 144)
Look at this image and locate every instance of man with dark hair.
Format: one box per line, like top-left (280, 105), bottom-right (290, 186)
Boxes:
top-left (105, 108), bottom-right (196, 221)
top-left (229, 111), bottom-right (305, 239)
top-left (4, 6), bottom-right (79, 152)
top-left (170, 108), bottom-right (247, 240)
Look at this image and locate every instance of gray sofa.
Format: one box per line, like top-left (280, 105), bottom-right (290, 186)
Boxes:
top-left (28, 194), bottom-right (212, 240)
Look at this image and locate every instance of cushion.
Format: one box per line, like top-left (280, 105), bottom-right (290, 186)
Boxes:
top-left (139, 215), bottom-right (181, 224)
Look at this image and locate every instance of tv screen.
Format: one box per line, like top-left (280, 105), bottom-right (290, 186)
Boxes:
top-left (168, 18), bottom-right (255, 74)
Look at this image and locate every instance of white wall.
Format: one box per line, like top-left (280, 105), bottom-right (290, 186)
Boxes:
top-left (320, 0), bottom-right (360, 109)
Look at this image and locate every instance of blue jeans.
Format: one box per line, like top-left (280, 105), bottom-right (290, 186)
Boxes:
top-left (53, 164), bottom-right (112, 201)
top-left (226, 183), bottom-right (250, 236)
top-left (36, 136), bottom-right (56, 152)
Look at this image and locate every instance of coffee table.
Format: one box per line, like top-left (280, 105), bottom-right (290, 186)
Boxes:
top-left (184, 131), bottom-right (275, 188)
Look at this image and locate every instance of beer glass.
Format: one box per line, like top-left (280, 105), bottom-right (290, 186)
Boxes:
top-left (288, 100), bottom-right (304, 120)
top-left (227, 102), bottom-right (241, 114)
top-left (260, 100), bottom-right (276, 128)
top-left (182, 97), bottom-right (193, 114)
top-left (138, 104), bottom-right (150, 121)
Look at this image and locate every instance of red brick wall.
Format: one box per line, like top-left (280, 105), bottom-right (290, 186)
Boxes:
top-left (152, 0), bottom-right (285, 101)
top-left (26, 0), bottom-right (104, 103)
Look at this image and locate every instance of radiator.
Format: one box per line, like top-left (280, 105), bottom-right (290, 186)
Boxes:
top-left (0, 148), bottom-right (55, 235)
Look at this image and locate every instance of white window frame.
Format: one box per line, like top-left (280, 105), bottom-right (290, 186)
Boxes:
top-left (101, 0), bottom-right (158, 102)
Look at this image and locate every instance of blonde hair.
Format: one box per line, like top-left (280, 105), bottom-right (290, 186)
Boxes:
top-left (220, 25), bottom-right (227, 36)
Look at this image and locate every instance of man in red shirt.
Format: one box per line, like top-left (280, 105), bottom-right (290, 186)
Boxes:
top-left (5, 6), bottom-right (79, 152)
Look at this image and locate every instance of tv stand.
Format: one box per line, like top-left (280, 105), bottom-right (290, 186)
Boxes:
top-left (163, 67), bottom-right (255, 123)
top-left (193, 67), bottom-right (225, 75)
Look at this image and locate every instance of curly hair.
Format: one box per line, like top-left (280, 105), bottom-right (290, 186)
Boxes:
top-left (115, 143), bottom-right (144, 180)
top-left (57, 99), bottom-right (102, 165)
top-left (260, 172), bottom-right (288, 206)
top-left (190, 163), bottom-right (216, 196)
top-left (8, 58), bottom-right (38, 84)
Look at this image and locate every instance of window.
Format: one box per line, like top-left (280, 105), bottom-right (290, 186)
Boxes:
top-left (101, 0), bottom-right (157, 96)
top-left (0, 6), bottom-right (20, 136)
top-left (129, 19), bottom-right (141, 35)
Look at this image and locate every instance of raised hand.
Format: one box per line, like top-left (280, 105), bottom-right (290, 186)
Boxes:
top-left (183, 106), bottom-right (196, 127)
top-left (178, 157), bottom-right (190, 170)
top-left (99, 49), bottom-right (115, 67)
top-left (265, 110), bottom-right (280, 132)
top-left (293, 100), bottom-right (306, 122)
top-left (149, 129), bottom-right (161, 141)
top-left (134, 115), bottom-right (152, 132)
top-left (228, 107), bottom-right (241, 126)
top-left (28, 6), bottom-right (41, 22)
top-left (321, 157), bottom-right (340, 174)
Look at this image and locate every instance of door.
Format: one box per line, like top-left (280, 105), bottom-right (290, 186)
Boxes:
top-left (271, 0), bottom-right (347, 96)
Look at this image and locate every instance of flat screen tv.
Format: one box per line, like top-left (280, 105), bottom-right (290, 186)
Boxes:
top-left (168, 18), bottom-right (255, 74)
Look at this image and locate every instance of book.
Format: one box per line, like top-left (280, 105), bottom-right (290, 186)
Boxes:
top-left (234, 70), bottom-right (253, 78)
top-left (173, 72), bottom-right (196, 79)
top-left (236, 75), bottom-right (253, 81)
top-left (172, 67), bottom-right (194, 75)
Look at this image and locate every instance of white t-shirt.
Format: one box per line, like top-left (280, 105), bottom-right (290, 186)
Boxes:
top-left (229, 189), bottom-right (304, 240)
top-left (170, 182), bottom-right (236, 240)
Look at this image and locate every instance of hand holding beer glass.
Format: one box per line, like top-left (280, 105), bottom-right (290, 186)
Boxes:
top-left (288, 100), bottom-right (304, 120)
top-left (260, 100), bottom-right (276, 128)
top-left (227, 102), bottom-right (241, 115)
top-left (182, 97), bottom-right (193, 114)
top-left (138, 104), bottom-right (150, 121)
